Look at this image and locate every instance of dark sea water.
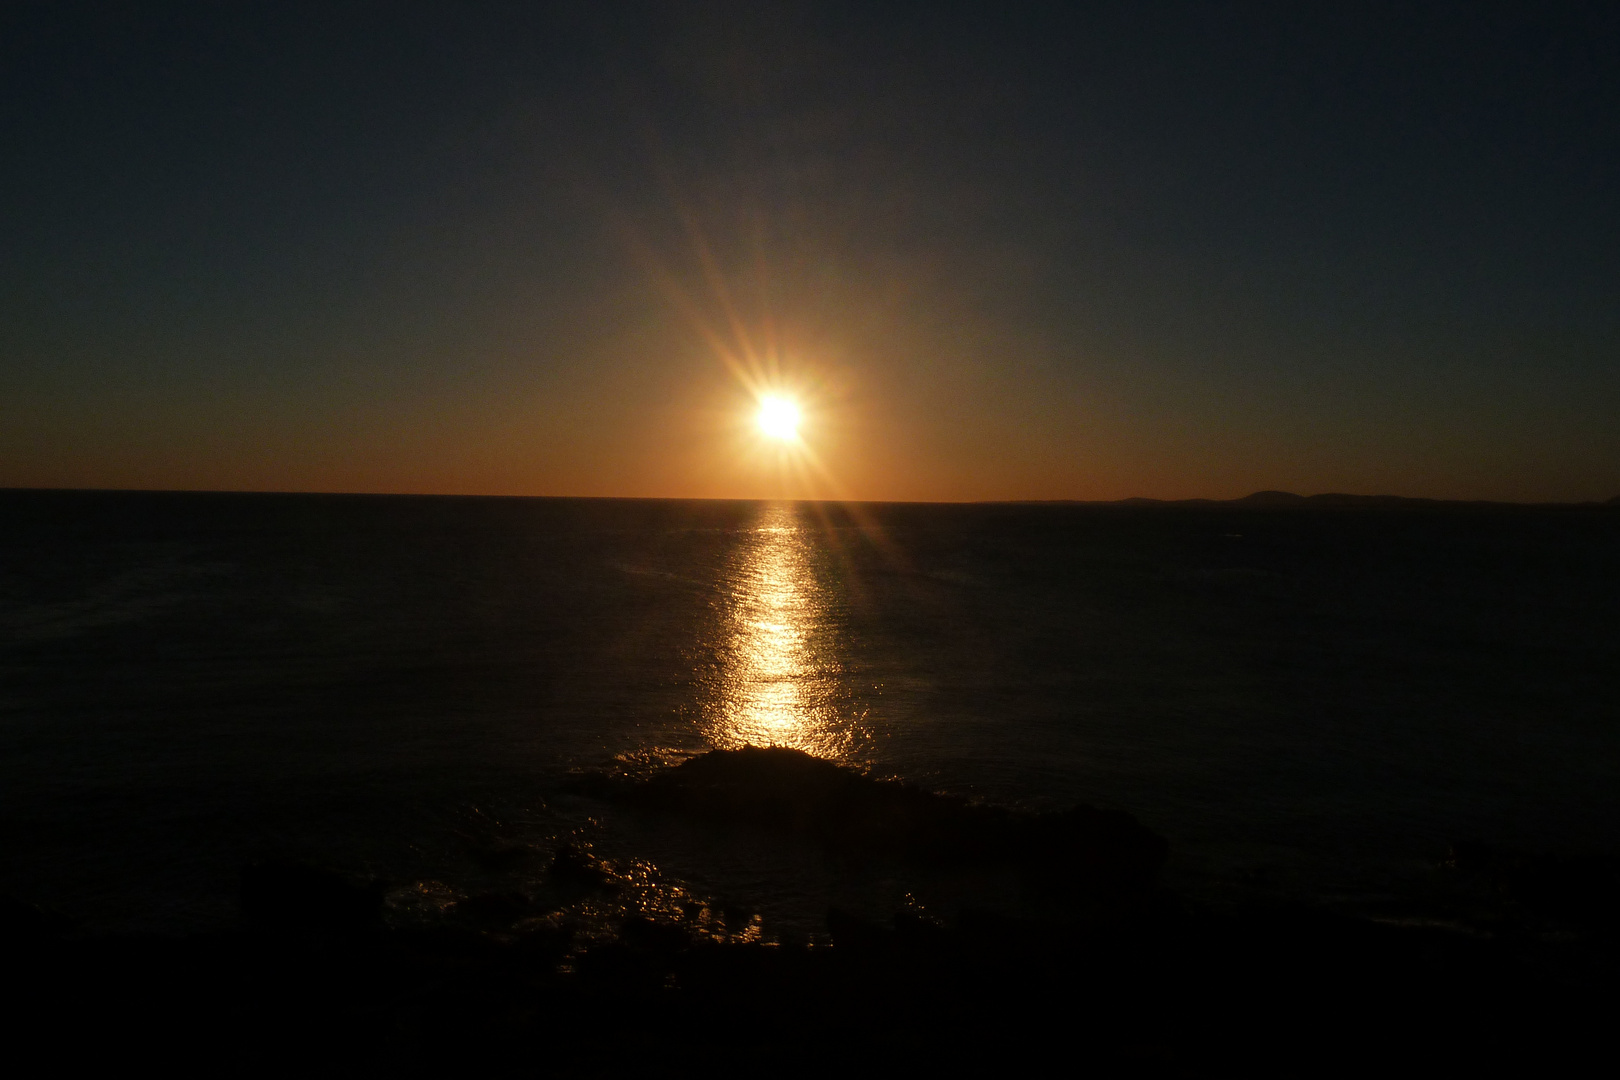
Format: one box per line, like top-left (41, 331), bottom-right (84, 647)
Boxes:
top-left (2, 490), bottom-right (1618, 940)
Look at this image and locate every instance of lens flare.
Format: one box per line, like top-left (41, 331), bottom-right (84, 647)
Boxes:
top-left (757, 396), bottom-right (800, 441)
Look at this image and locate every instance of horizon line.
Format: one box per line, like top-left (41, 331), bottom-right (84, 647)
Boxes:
top-left (4, 485), bottom-right (1618, 509)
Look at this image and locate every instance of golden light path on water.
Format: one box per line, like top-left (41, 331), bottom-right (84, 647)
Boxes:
top-left (702, 502), bottom-right (858, 760)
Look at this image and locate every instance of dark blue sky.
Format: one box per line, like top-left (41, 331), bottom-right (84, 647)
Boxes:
top-left (3, 1), bottom-right (1617, 500)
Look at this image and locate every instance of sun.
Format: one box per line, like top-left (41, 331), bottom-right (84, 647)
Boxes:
top-left (756, 396), bottom-right (800, 441)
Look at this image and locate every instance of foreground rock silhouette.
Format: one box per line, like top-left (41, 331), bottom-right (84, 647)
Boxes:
top-left (4, 753), bottom-right (1616, 1074)
top-left (590, 745), bottom-right (1168, 896)
top-left (6, 883), bottom-right (1612, 1075)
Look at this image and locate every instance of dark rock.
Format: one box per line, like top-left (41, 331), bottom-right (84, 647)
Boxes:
top-left (471, 842), bottom-right (540, 871)
top-left (619, 916), bottom-right (689, 956)
top-left (891, 907), bottom-right (947, 944)
top-left (615, 746), bottom-right (1167, 894)
top-left (450, 891), bottom-right (533, 929)
top-left (826, 906), bottom-right (891, 953)
top-left (239, 860), bottom-right (386, 934)
top-left (1447, 840), bottom-right (1620, 929)
top-left (547, 843), bottom-right (617, 894)
top-left (0, 896), bottom-right (73, 943)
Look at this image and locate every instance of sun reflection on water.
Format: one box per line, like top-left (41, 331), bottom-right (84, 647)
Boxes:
top-left (704, 502), bottom-right (856, 760)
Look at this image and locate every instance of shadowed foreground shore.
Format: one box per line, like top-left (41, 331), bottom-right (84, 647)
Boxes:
top-left (6, 749), bottom-right (1615, 1075)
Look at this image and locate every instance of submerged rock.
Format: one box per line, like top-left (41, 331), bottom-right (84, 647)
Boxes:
top-left (240, 860), bottom-right (386, 934)
top-left (604, 746), bottom-right (1167, 893)
top-left (0, 896), bottom-right (73, 943)
top-left (1446, 840), bottom-right (1620, 930)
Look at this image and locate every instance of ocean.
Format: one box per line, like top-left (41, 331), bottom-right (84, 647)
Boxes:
top-left (3, 489), bottom-right (1617, 942)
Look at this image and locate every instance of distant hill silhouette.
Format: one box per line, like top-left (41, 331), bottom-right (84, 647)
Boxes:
top-left (1236, 490), bottom-right (1308, 505)
top-left (1300, 492), bottom-right (1445, 507)
top-left (1101, 491), bottom-right (1438, 508)
top-left (1048, 491), bottom-right (1618, 509)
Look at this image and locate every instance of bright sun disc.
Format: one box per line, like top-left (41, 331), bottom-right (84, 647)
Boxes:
top-left (757, 396), bottom-right (800, 440)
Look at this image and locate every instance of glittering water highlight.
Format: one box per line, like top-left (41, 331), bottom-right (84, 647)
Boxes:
top-left (702, 502), bottom-right (864, 760)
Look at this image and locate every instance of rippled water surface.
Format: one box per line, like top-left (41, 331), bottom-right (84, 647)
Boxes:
top-left (3, 491), bottom-right (1618, 935)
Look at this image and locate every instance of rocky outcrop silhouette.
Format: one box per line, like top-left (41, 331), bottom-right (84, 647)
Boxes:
top-left (585, 746), bottom-right (1167, 895)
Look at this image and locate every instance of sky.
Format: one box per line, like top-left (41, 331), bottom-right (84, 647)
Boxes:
top-left (2, 1), bottom-right (1617, 502)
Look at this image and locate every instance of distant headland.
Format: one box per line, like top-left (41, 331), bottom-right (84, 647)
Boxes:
top-left (1016, 491), bottom-right (1620, 509)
